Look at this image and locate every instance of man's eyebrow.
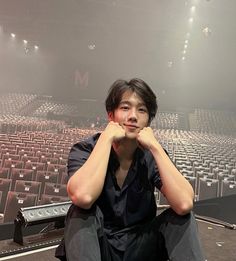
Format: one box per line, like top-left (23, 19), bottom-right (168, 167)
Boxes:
top-left (119, 100), bottom-right (147, 107)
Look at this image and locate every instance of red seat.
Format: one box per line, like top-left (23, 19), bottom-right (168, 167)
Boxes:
top-left (10, 168), bottom-right (34, 190)
top-left (35, 171), bottom-right (59, 198)
top-left (3, 159), bottom-right (24, 169)
top-left (14, 180), bottom-right (41, 196)
top-left (0, 168), bottom-right (10, 179)
top-left (43, 183), bottom-right (67, 198)
top-left (24, 161), bottom-right (45, 171)
top-left (39, 194), bottom-right (69, 206)
top-left (0, 178), bottom-right (12, 213)
top-left (3, 191), bottom-right (38, 223)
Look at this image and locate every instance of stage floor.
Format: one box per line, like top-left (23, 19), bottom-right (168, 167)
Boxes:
top-left (0, 219), bottom-right (235, 261)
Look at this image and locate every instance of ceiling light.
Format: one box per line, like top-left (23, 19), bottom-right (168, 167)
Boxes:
top-left (167, 61), bottom-right (173, 68)
top-left (202, 27), bottom-right (212, 37)
top-left (189, 17), bottom-right (194, 23)
top-left (88, 44), bottom-right (95, 50)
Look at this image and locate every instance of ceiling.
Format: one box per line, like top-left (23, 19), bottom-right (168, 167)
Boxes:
top-left (0, 0), bottom-right (236, 111)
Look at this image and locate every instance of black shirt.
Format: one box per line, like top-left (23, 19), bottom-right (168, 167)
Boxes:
top-left (68, 133), bottom-right (163, 251)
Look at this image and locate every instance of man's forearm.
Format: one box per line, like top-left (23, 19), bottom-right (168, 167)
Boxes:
top-left (67, 131), bottom-right (113, 209)
top-left (150, 142), bottom-right (194, 215)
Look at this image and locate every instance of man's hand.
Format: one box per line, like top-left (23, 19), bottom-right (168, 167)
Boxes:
top-left (136, 127), bottom-right (158, 150)
top-left (103, 121), bottom-right (126, 142)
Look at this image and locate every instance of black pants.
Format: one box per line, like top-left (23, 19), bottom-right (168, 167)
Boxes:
top-left (55, 205), bottom-right (205, 261)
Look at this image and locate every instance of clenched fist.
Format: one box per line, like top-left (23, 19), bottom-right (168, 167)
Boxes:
top-left (136, 127), bottom-right (158, 150)
top-left (103, 121), bottom-right (126, 142)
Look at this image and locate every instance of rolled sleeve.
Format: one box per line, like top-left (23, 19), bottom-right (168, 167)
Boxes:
top-left (67, 133), bottom-right (100, 178)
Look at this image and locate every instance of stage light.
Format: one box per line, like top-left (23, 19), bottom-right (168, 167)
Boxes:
top-left (202, 27), bottom-right (212, 37)
top-left (24, 47), bottom-right (29, 54)
top-left (88, 44), bottom-right (95, 50)
top-left (14, 201), bottom-right (71, 245)
top-left (191, 6), bottom-right (196, 12)
top-left (189, 17), bottom-right (194, 23)
top-left (167, 61), bottom-right (173, 68)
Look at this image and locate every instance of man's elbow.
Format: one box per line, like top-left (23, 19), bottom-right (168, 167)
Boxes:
top-left (175, 200), bottom-right (193, 216)
top-left (70, 192), bottom-right (94, 210)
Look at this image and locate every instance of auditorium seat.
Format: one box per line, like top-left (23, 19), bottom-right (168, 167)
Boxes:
top-left (21, 156), bottom-right (39, 165)
top-left (0, 178), bottom-right (12, 213)
top-left (60, 172), bottom-right (68, 184)
top-left (18, 150), bottom-right (35, 158)
top-left (39, 194), bottom-right (69, 206)
top-left (14, 180), bottom-right (41, 197)
top-left (198, 178), bottom-right (219, 201)
top-left (3, 159), bottom-right (24, 169)
top-left (3, 191), bottom-right (38, 223)
top-left (35, 171), bottom-right (59, 198)
top-left (46, 163), bottom-right (66, 181)
top-left (0, 168), bottom-right (10, 179)
top-left (221, 180), bottom-right (236, 196)
top-left (158, 193), bottom-right (169, 206)
top-left (183, 175), bottom-right (197, 193)
top-left (24, 161), bottom-right (45, 172)
top-left (10, 168), bottom-right (34, 190)
top-left (2, 154), bottom-right (20, 162)
top-left (43, 183), bottom-right (68, 198)
top-left (58, 157), bottom-right (67, 166)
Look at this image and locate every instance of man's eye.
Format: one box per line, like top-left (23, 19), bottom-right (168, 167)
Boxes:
top-left (121, 106), bottom-right (129, 110)
top-left (139, 108), bottom-right (147, 112)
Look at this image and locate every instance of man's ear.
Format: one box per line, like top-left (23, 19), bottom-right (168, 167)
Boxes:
top-left (108, 112), bottom-right (114, 121)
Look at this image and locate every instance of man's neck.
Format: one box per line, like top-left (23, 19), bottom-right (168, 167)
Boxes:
top-left (112, 138), bottom-right (138, 162)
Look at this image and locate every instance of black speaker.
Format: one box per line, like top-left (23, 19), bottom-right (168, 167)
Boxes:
top-left (194, 194), bottom-right (236, 225)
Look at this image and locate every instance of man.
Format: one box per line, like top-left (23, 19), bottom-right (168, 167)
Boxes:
top-left (56, 78), bottom-right (205, 261)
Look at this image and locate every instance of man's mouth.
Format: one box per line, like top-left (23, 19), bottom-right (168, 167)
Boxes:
top-left (124, 124), bottom-right (138, 130)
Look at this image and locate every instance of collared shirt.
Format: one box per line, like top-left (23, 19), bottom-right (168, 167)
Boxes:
top-left (67, 133), bottom-right (163, 251)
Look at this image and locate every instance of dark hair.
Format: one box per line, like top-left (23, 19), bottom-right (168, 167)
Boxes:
top-left (105, 78), bottom-right (158, 124)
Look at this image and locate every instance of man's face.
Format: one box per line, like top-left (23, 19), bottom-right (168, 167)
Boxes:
top-left (108, 90), bottom-right (149, 139)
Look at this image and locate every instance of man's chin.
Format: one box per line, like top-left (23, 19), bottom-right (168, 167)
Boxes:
top-left (125, 132), bottom-right (138, 140)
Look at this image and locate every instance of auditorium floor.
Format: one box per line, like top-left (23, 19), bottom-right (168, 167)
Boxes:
top-left (0, 219), bottom-right (235, 261)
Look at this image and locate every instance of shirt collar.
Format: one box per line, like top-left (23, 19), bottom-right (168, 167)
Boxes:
top-left (108, 146), bottom-right (147, 190)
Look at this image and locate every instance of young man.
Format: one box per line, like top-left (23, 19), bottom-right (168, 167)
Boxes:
top-left (56, 78), bottom-right (205, 261)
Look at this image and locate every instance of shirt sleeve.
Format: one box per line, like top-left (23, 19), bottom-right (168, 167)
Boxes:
top-left (153, 165), bottom-right (162, 190)
top-left (67, 138), bottom-right (94, 179)
top-left (150, 148), bottom-right (170, 191)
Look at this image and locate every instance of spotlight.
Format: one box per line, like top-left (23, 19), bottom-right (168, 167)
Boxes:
top-left (14, 201), bottom-right (71, 245)
top-left (202, 27), bottom-right (212, 37)
top-left (88, 44), bottom-right (96, 50)
top-left (24, 47), bottom-right (29, 54)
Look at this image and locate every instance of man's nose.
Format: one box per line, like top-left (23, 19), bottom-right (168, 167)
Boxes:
top-left (128, 108), bottom-right (138, 120)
